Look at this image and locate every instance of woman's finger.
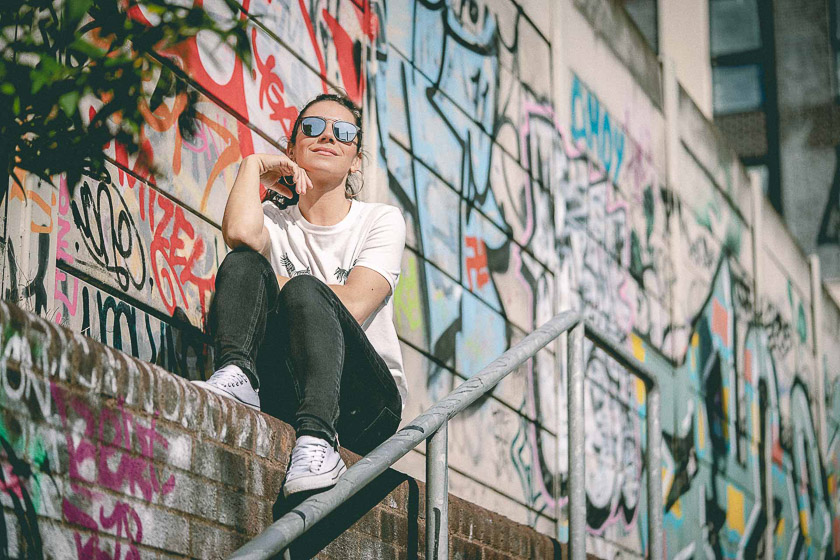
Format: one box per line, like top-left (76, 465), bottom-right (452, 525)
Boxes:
top-left (278, 183), bottom-right (294, 198)
top-left (298, 168), bottom-right (306, 194)
top-left (304, 170), bottom-right (314, 194)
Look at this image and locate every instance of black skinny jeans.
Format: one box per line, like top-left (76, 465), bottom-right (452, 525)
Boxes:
top-left (210, 248), bottom-right (402, 455)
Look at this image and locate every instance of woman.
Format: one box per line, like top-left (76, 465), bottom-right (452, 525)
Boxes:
top-left (194, 93), bottom-right (407, 496)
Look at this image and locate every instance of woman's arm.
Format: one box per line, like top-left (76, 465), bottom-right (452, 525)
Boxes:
top-left (329, 267), bottom-right (391, 324)
top-left (222, 154), bottom-right (312, 252)
top-left (327, 207), bottom-right (406, 324)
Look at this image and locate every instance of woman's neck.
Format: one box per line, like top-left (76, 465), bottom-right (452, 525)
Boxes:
top-left (297, 180), bottom-right (352, 226)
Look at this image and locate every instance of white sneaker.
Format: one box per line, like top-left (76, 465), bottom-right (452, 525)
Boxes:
top-left (283, 435), bottom-right (347, 496)
top-left (192, 364), bottom-right (260, 410)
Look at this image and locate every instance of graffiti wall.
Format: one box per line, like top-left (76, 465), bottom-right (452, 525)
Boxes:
top-left (1, 0), bottom-right (839, 558)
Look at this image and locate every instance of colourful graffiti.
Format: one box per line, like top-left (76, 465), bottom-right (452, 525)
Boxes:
top-left (0, 320), bottom-right (179, 558)
top-left (0, 0), bottom-right (838, 557)
top-left (659, 259), bottom-right (832, 559)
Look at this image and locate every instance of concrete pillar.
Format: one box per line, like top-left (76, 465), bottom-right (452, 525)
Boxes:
top-left (749, 170), bottom-right (773, 558)
top-left (658, 0), bottom-right (713, 118)
top-left (750, 171), bottom-right (763, 313)
top-left (550, 0), bottom-right (569, 544)
top-left (810, 254), bottom-right (827, 457)
top-left (662, 56), bottom-right (681, 359)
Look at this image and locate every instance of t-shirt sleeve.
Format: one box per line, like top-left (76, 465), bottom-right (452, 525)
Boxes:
top-left (353, 206), bottom-right (406, 294)
top-left (260, 202), bottom-right (278, 258)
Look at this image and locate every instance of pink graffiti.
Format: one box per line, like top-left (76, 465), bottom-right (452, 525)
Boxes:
top-left (65, 499), bottom-right (143, 560)
top-left (53, 270), bottom-right (80, 325)
top-left (56, 176), bottom-right (74, 263)
top-left (54, 176), bottom-right (80, 325)
top-left (0, 464), bottom-right (24, 500)
top-left (52, 383), bottom-right (174, 560)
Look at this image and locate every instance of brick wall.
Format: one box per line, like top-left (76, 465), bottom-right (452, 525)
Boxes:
top-left (0, 299), bottom-right (572, 559)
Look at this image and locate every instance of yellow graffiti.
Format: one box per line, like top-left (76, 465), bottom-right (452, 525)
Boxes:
top-left (727, 485), bottom-right (745, 535)
top-left (395, 252), bottom-right (422, 333)
top-left (635, 378), bottom-right (646, 407)
top-left (800, 510), bottom-right (810, 540)
top-left (671, 498), bottom-right (682, 519)
top-left (630, 332), bottom-right (645, 361)
top-left (690, 332), bottom-right (699, 370)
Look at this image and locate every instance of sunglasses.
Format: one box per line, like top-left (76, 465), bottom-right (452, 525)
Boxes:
top-left (298, 116), bottom-right (360, 144)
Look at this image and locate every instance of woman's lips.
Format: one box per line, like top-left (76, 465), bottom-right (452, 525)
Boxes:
top-left (311, 148), bottom-right (338, 156)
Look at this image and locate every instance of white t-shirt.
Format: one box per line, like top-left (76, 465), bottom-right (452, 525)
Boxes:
top-left (260, 199), bottom-right (408, 405)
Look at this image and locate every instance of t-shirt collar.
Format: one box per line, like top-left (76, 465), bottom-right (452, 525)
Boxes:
top-left (291, 199), bottom-right (359, 234)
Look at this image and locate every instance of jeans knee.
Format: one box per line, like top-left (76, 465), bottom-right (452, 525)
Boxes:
top-left (278, 275), bottom-right (328, 312)
top-left (217, 248), bottom-right (272, 287)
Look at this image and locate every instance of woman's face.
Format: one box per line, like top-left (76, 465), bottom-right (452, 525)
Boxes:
top-left (288, 100), bottom-right (361, 185)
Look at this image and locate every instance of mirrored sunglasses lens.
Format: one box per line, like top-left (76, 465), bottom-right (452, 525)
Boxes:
top-left (334, 121), bottom-right (357, 143)
top-left (301, 117), bottom-right (326, 137)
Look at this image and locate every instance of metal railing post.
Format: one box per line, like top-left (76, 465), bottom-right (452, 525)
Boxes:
top-left (646, 384), bottom-right (663, 560)
top-left (568, 322), bottom-right (586, 560)
top-left (426, 423), bottom-right (449, 560)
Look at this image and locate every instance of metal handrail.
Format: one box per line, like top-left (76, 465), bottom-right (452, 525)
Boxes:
top-left (229, 311), bottom-right (664, 560)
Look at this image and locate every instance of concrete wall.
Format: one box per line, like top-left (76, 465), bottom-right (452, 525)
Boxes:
top-left (1, 0), bottom-right (839, 558)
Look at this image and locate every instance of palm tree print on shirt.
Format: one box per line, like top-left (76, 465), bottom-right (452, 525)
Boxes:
top-left (334, 259), bottom-right (358, 284)
top-left (280, 253), bottom-right (311, 277)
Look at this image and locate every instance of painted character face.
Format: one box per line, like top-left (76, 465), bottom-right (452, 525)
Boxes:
top-left (289, 100), bottom-right (362, 185)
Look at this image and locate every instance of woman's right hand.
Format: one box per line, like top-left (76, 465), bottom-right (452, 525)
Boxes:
top-left (248, 153), bottom-right (313, 197)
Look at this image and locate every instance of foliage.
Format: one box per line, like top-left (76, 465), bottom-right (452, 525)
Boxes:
top-left (0, 0), bottom-right (252, 200)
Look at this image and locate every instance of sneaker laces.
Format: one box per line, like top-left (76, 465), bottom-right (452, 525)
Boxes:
top-left (209, 366), bottom-right (250, 389)
top-left (288, 437), bottom-right (330, 475)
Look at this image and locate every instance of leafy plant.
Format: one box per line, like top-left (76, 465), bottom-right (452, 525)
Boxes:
top-left (0, 0), bottom-right (252, 200)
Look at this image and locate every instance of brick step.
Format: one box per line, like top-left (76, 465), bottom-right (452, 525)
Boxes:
top-left (0, 300), bottom-right (593, 559)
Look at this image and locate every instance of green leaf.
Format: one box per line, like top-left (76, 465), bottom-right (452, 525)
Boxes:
top-left (1, 83), bottom-right (14, 95)
top-left (70, 37), bottom-right (107, 59)
top-left (31, 70), bottom-right (47, 94)
top-left (66, 0), bottom-right (94, 26)
top-left (59, 91), bottom-right (80, 117)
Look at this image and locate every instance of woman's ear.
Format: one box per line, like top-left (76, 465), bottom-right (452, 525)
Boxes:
top-left (349, 152), bottom-right (361, 174)
top-left (286, 143), bottom-right (296, 162)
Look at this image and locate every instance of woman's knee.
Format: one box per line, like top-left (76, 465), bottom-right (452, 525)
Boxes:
top-left (278, 275), bottom-right (330, 311)
top-left (217, 248), bottom-right (272, 286)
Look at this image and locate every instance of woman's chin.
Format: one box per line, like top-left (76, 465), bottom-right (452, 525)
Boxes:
top-left (303, 168), bottom-right (347, 187)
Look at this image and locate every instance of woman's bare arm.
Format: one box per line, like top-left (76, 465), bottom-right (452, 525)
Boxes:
top-left (222, 154), bottom-right (312, 252)
top-left (222, 156), bottom-right (269, 252)
top-left (329, 267), bottom-right (391, 324)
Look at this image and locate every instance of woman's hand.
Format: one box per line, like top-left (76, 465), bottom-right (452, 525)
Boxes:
top-left (249, 153), bottom-right (314, 197)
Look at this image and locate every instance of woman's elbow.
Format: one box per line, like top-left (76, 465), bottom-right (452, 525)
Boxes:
top-left (223, 227), bottom-right (263, 252)
top-left (343, 300), bottom-right (368, 325)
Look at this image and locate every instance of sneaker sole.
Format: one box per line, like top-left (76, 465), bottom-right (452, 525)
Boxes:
top-left (283, 460), bottom-right (347, 497)
top-left (192, 380), bottom-right (260, 411)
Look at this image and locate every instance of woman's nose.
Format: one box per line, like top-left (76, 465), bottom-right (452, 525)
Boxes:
top-left (318, 126), bottom-right (336, 143)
